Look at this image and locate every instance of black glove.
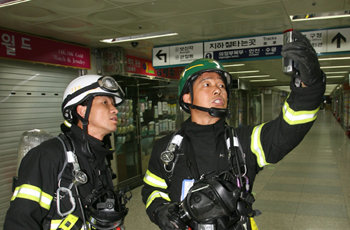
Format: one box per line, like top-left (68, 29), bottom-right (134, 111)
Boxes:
top-left (281, 30), bottom-right (324, 86)
top-left (154, 203), bottom-right (184, 230)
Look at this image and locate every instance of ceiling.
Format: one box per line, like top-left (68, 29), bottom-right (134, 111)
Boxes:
top-left (1, 0), bottom-right (350, 95)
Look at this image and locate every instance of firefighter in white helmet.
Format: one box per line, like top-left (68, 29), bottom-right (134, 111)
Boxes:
top-left (5, 75), bottom-right (129, 230)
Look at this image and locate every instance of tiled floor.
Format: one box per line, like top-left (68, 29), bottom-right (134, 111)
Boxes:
top-left (124, 110), bottom-right (350, 230)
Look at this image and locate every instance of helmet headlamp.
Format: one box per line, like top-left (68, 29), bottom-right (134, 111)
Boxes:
top-left (98, 76), bottom-right (124, 93)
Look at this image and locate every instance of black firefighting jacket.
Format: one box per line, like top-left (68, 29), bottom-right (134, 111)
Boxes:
top-left (4, 124), bottom-right (114, 230)
top-left (142, 81), bottom-right (325, 229)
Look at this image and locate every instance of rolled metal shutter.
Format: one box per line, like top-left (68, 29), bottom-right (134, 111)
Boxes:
top-left (0, 59), bottom-right (78, 227)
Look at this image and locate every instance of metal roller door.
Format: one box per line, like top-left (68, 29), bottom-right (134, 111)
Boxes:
top-left (0, 59), bottom-right (78, 227)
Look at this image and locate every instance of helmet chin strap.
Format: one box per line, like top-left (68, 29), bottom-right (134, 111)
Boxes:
top-left (77, 98), bottom-right (94, 154)
top-left (186, 103), bottom-right (228, 118)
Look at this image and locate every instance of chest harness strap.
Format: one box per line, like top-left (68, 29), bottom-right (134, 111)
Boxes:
top-left (160, 131), bottom-right (184, 179)
top-left (55, 134), bottom-right (88, 230)
top-left (160, 127), bottom-right (247, 183)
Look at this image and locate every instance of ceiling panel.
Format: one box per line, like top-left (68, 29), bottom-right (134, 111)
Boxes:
top-left (0, 0), bottom-right (349, 95)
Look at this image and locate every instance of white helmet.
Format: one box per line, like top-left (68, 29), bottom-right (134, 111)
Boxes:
top-left (62, 75), bottom-right (125, 122)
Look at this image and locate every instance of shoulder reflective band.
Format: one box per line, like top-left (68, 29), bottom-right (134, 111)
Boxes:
top-left (250, 123), bottom-right (269, 167)
top-left (144, 170), bottom-right (168, 189)
top-left (11, 184), bottom-right (53, 210)
top-left (282, 101), bottom-right (319, 125)
top-left (146, 190), bottom-right (171, 209)
top-left (250, 217), bottom-right (259, 230)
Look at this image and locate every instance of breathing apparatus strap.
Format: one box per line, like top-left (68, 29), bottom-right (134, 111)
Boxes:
top-left (55, 134), bottom-right (88, 230)
top-left (160, 129), bottom-right (184, 179)
top-left (225, 127), bottom-right (247, 180)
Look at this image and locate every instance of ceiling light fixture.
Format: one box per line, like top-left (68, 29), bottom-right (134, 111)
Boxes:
top-left (319, 57), bottom-right (350, 61)
top-left (321, 65), bottom-right (350, 69)
top-left (238, 75), bottom-right (270, 79)
top-left (326, 75), bottom-right (345, 78)
top-left (0, 0), bottom-right (31, 8)
top-left (223, 64), bottom-right (245, 67)
top-left (250, 79), bottom-right (277, 82)
top-left (100, 31), bottom-right (178, 43)
top-left (290, 10), bottom-right (350, 22)
top-left (230, 70), bottom-right (260, 74)
top-left (325, 71), bottom-right (349, 74)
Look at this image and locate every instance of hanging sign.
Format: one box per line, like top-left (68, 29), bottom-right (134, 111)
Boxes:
top-left (152, 27), bottom-right (350, 68)
top-left (153, 42), bottom-right (203, 67)
top-left (0, 28), bottom-right (91, 69)
top-left (204, 34), bottom-right (283, 61)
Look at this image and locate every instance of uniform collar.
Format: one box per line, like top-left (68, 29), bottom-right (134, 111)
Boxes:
top-left (69, 124), bottom-right (114, 159)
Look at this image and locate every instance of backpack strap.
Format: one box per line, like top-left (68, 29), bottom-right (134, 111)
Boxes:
top-left (160, 129), bottom-right (184, 180)
top-left (225, 125), bottom-right (248, 190)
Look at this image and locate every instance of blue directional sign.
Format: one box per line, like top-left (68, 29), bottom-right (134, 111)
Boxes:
top-left (203, 34), bottom-right (283, 61)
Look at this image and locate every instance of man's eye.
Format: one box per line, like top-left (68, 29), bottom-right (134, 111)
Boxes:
top-left (203, 83), bottom-right (209, 87)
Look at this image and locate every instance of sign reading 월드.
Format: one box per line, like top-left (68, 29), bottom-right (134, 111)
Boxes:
top-left (0, 29), bottom-right (91, 69)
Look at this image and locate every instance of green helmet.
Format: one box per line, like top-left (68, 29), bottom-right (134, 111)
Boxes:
top-left (178, 58), bottom-right (232, 113)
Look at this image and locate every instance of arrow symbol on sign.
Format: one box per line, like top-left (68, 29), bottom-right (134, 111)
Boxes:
top-left (331, 32), bottom-right (346, 48)
top-left (156, 50), bottom-right (167, 62)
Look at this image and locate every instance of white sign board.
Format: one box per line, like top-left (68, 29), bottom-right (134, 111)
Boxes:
top-left (153, 42), bottom-right (202, 67)
top-left (326, 28), bottom-right (350, 52)
top-left (152, 27), bottom-right (350, 68)
top-left (152, 47), bottom-right (170, 67)
top-left (169, 43), bottom-right (203, 65)
top-left (302, 30), bottom-right (327, 53)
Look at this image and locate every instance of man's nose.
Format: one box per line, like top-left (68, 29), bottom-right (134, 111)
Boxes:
top-left (213, 85), bottom-right (222, 95)
top-left (111, 105), bottom-right (118, 114)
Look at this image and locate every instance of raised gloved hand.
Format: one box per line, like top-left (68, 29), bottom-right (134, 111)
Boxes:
top-left (154, 203), bottom-right (184, 230)
top-left (281, 30), bottom-right (324, 87)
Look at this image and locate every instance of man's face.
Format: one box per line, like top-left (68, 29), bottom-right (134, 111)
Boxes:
top-left (183, 72), bottom-right (228, 120)
top-left (84, 96), bottom-right (118, 140)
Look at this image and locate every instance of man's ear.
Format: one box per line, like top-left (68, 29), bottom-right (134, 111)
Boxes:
top-left (76, 104), bottom-right (87, 118)
top-left (183, 93), bottom-right (191, 104)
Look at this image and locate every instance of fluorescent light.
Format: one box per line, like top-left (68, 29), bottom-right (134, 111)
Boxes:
top-left (230, 70), bottom-right (260, 74)
top-left (239, 75), bottom-right (270, 79)
top-left (321, 65), bottom-right (350, 69)
top-left (250, 79), bottom-right (277, 82)
top-left (319, 57), bottom-right (350, 61)
top-left (291, 10), bottom-right (350, 22)
top-left (223, 64), bottom-right (245, 67)
top-left (100, 31), bottom-right (178, 43)
top-left (0, 0), bottom-right (30, 8)
top-left (327, 75), bottom-right (345, 78)
top-left (325, 71), bottom-right (349, 74)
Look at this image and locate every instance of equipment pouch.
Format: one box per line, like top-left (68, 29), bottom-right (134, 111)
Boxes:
top-left (57, 214), bottom-right (83, 230)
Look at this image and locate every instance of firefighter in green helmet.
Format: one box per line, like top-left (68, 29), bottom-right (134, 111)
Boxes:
top-left (142, 31), bottom-right (326, 230)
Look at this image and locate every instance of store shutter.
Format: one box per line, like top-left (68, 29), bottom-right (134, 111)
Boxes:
top-left (0, 59), bottom-right (78, 227)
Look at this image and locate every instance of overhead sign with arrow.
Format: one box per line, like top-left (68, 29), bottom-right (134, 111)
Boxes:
top-left (327, 28), bottom-right (350, 52)
top-left (153, 42), bottom-right (203, 67)
top-left (152, 27), bottom-right (350, 68)
top-left (152, 47), bottom-right (169, 67)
